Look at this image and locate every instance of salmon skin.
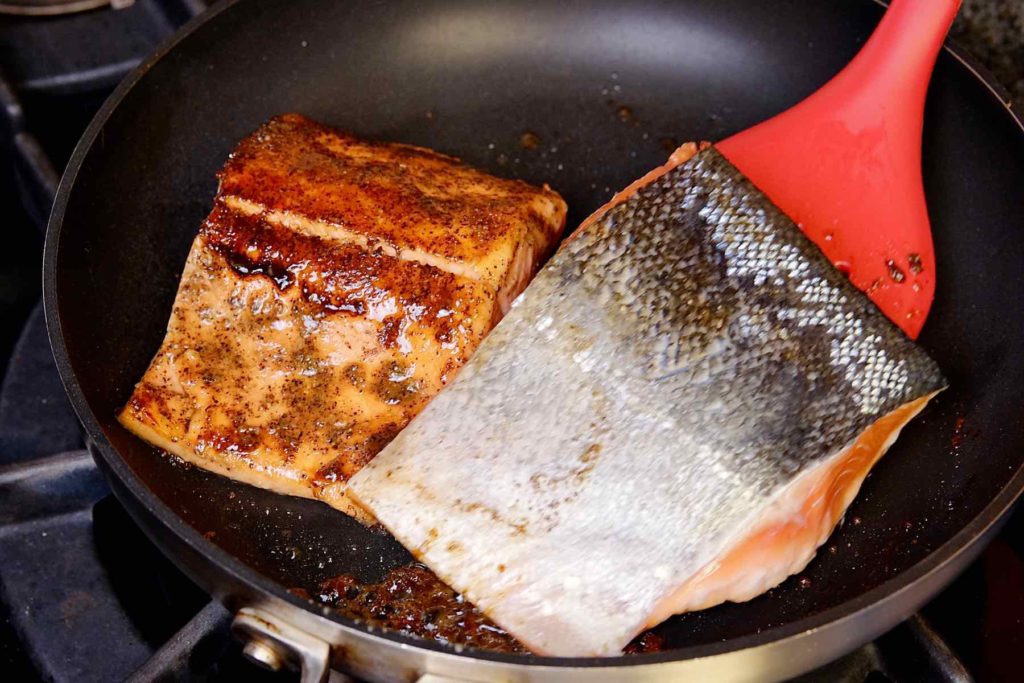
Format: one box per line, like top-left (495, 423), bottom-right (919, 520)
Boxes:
top-left (348, 148), bottom-right (946, 656)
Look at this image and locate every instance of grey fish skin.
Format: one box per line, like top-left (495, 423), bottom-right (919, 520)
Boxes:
top-left (347, 149), bottom-right (946, 657)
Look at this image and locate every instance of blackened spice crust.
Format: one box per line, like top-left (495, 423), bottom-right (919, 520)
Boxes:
top-left (202, 203), bottom-right (482, 339)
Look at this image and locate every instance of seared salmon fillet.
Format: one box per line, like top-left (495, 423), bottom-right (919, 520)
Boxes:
top-left (348, 147), bottom-right (945, 655)
top-left (218, 113), bottom-right (562, 311)
top-left (119, 115), bottom-right (566, 519)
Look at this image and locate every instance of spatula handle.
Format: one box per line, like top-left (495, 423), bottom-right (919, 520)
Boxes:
top-left (827, 0), bottom-right (961, 121)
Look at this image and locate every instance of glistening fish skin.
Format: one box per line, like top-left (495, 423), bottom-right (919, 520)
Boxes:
top-left (348, 149), bottom-right (946, 657)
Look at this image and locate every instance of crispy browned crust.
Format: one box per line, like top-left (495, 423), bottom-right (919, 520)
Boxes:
top-left (219, 113), bottom-right (566, 293)
top-left (201, 204), bottom-right (495, 350)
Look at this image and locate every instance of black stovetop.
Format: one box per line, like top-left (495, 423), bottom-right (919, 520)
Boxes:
top-left (0, 2), bottom-right (1020, 681)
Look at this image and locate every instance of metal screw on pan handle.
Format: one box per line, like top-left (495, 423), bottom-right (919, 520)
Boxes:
top-left (232, 607), bottom-right (485, 683)
top-left (241, 638), bottom-right (287, 672)
top-left (232, 607), bottom-right (333, 683)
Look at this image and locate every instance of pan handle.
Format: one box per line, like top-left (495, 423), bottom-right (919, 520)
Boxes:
top-left (232, 607), bottom-right (332, 683)
top-left (232, 607), bottom-right (483, 682)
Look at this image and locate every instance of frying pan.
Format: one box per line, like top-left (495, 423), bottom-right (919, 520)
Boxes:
top-left (43, 0), bottom-right (1024, 680)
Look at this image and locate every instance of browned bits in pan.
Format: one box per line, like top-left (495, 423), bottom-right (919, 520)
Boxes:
top-left (519, 131), bottom-right (541, 150)
top-left (307, 563), bottom-right (668, 655)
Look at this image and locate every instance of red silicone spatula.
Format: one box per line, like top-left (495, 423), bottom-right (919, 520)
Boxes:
top-left (717, 0), bottom-right (961, 339)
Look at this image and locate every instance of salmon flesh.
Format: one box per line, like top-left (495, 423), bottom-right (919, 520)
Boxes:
top-left (348, 148), bottom-right (946, 655)
top-left (119, 114), bottom-right (566, 520)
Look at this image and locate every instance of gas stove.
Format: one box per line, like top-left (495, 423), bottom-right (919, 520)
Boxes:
top-left (0, 2), bottom-right (1020, 681)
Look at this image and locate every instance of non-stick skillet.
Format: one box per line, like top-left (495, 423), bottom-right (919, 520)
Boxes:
top-left (43, 0), bottom-right (1024, 680)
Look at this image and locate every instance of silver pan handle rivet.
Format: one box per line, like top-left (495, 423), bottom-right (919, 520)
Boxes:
top-left (243, 637), bottom-right (286, 672)
top-left (232, 607), bottom-right (331, 683)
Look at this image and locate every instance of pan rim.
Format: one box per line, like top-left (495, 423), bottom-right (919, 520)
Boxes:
top-left (41, 0), bottom-right (1024, 670)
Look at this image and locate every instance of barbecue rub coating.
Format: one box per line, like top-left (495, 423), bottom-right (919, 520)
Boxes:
top-left (348, 148), bottom-right (945, 655)
top-left (119, 114), bottom-right (566, 520)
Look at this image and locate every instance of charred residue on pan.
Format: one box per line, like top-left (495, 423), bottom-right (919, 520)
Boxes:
top-left (298, 562), bottom-right (666, 655)
top-left (519, 131), bottom-right (541, 150)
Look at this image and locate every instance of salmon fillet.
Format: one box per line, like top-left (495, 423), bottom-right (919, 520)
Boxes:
top-left (119, 114), bottom-right (567, 519)
top-left (348, 147), bottom-right (945, 655)
top-left (218, 114), bottom-right (561, 311)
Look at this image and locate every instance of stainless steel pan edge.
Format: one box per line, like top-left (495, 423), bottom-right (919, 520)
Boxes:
top-left (252, 522), bottom-right (997, 683)
top-left (90, 435), bottom-right (1013, 682)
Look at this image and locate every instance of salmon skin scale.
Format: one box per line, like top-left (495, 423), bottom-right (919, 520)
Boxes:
top-left (348, 148), bottom-right (946, 657)
top-left (559, 149), bottom-right (943, 478)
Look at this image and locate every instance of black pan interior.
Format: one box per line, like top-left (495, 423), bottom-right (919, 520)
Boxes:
top-left (47, 0), bottom-right (1024, 660)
